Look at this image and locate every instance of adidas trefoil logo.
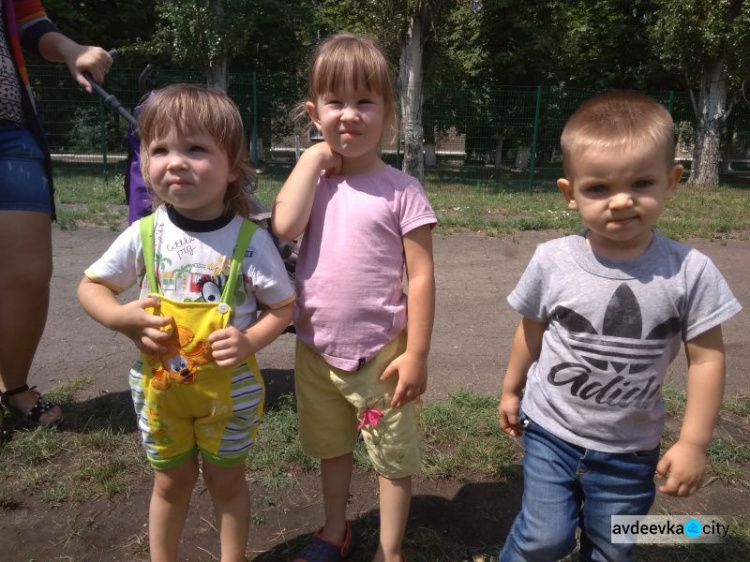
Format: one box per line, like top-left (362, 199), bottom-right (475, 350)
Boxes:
top-left (546, 284), bottom-right (680, 409)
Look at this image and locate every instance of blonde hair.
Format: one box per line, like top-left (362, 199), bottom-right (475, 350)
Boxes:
top-left (305, 33), bottom-right (397, 138)
top-left (560, 91), bottom-right (676, 176)
top-left (138, 84), bottom-right (255, 217)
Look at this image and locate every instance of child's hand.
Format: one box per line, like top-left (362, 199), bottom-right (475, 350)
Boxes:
top-left (208, 326), bottom-right (254, 369)
top-left (498, 392), bottom-right (524, 437)
top-left (380, 350), bottom-right (428, 408)
top-left (116, 296), bottom-right (174, 354)
top-left (656, 441), bottom-right (707, 497)
top-left (305, 141), bottom-right (343, 176)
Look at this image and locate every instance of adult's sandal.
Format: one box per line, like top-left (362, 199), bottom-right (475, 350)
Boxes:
top-left (0, 385), bottom-right (63, 426)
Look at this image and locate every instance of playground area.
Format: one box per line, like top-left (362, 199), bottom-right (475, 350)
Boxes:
top-left (0, 224), bottom-right (748, 560)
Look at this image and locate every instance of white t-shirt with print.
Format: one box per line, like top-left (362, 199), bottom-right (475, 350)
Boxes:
top-left (85, 206), bottom-right (295, 330)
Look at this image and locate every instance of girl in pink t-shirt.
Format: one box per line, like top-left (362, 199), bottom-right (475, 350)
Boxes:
top-left (272, 33), bottom-right (436, 562)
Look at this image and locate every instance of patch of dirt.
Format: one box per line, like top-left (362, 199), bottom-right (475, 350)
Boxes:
top-left (1, 227), bottom-right (749, 561)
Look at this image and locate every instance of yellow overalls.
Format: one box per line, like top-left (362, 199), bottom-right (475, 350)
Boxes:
top-left (129, 215), bottom-right (265, 469)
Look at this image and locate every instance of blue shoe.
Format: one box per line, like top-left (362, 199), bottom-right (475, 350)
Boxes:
top-left (293, 521), bottom-right (353, 561)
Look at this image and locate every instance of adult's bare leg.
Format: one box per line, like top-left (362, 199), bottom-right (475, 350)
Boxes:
top-left (0, 211), bottom-right (60, 423)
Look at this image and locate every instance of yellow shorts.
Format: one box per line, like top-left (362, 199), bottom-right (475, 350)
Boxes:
top-left (294, 332), bottom-right (420, 479)
top-left (130, 356), bottom-right (265, 470)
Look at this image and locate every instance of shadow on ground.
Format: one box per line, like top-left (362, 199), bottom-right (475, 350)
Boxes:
top-left (251, 480), bottom-right (523, 561)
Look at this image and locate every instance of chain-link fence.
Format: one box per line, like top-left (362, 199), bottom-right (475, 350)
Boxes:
top-left (28, 65), bottom-right (750, 191)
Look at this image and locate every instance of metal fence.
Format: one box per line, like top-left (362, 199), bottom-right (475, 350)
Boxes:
top-left (28, 65), bottom-right (750, 191)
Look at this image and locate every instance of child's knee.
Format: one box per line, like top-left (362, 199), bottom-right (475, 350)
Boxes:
top-left (153, 462), bottom-right (199, 501)
top-left (362, 402), bottom-right (420, 478)
top-left (501, 526), bottom-right (576, 562)
top-left (501, 504), bottom-right (580, 562)
top-left (202, 463), bottom-right (247, 499)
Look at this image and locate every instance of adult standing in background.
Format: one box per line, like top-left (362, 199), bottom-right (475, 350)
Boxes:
top-left (0, 0), bottom-right (111, 431)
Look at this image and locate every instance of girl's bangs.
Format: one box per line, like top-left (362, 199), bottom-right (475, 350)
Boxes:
top-left (312, 49), bottom-right (388, 98)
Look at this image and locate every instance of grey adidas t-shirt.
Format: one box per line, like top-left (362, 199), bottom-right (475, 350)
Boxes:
top-left (508, 230), bottom-right (742, 453)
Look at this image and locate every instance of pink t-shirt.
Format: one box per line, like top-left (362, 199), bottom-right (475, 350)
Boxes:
top-left (295, 165), bottom-right (437, 371)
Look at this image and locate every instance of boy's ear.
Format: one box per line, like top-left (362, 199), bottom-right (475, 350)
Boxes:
top-left (665, 164), bottom-right (683, 200)
top-left (305, 101), bottom-right (321, 130)
top-left (557, 178), bottom-right (577, 210)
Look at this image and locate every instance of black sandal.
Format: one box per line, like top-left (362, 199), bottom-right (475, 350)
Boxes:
top-left (0, 384), bottom-right (63, 425)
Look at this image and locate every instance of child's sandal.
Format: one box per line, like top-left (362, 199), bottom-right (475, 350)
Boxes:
top-left (294, 521), bottom-right (353, 561)
top-left (0, 385), bottom-right (63, 426)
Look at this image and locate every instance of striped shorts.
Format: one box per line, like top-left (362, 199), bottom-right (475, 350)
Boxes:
top-left (129, 356), bottom-right (265, 470)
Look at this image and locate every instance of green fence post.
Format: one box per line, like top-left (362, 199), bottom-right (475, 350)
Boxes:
top-left (97, 96), bottom-right (108, 184)
top-left (252, 72), bottom-right (259, 168)
top-left (528, 85), bottom-right (542, 193)
top-left (667, 90), bottom-right (674, 115)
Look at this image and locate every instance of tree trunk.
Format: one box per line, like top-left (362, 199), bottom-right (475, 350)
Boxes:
top-left (207, 57), bottom-right (227, 91)
top-left (424, 113), bottom-right (435, 167)
top-left (206, 0), bottom-right (227, 91)
top-left (515, 146), bottom-right (531, 171)
top-left (721, 109), bottom-right (736, 173)
top-left (399, 12), bottom-right (425, 181)
top-left (494, 135), bottom-right (505, 169)
top-left (424, 144), bottom-right (436, 166)
top-left (688, 58), bottom-right (727, 187)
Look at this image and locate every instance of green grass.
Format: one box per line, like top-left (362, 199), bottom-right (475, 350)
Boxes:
top-left (246, 391), bottom-right (521, 484)
top-left (421, 391), bottom-right (519, 479)
top-left (662, 386), bottom-right (689, 416)
top-left (425, 182), bottom-right (750, 239)
top-left (52, 168), bottom-right (750, 240)
top-left (723, 393), bottom-right (750, 417)
top-left (53, 172), bottom-right (128, 230)
top-left (0, 377), bottom-right (147, 507)
top-left (245, 394), bottom-right (318, 488)
top-left (2, 379), bottom-right (749, 560)
top-left (659, 386), bottom-right (750, 488)
top-left (3, 381), bottom-right (745, 501)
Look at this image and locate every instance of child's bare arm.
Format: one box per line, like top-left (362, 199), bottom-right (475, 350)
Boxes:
top-left (499, 317), bottom-right (546, 437)
top-left (208, 301), bottom-right (294, 368)
top-left (77, 277), bottom-right (174, 354)
top-left (381, 225), bottom-right (435, 408)
top-left (657, 325), bottom-right (726, 497)
top-left (271, 142), bottom-right (342, 241)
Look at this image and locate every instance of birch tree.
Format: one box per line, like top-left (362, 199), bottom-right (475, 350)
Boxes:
top-left (399, 4), bottom-right (430, 180)
top-left (651, 0), bottom-right (750, 186)
top-left (149, 0), bottom-right (240, 89)
top-left (321, 0), bottom-right (450, 181)
top-left (148, 0), bottom-right (316, 89)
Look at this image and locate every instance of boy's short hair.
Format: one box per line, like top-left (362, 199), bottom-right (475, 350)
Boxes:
top-left (138, 84), bottom-right (255, 217)
top-left (560, 91), bottom-right (676, 176)
top-left (306, 32), bottom-right (397, 138)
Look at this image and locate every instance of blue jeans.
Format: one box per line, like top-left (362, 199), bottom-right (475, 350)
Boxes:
top-left (500, 414), bottom-right (659, 562)
top-left (0, 125), bottom-right (52, 214)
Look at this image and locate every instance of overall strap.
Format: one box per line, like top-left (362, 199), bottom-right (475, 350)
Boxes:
top-left (220, 219), bottom-right (258, 305)
top-left (139, 213), bottom-right (160, 295)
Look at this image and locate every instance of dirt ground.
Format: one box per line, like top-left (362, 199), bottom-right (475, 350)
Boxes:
top-left (1, 226), bottom-right (749, 561)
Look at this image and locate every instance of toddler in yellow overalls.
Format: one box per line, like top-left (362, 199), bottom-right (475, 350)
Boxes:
top-left (78, 84), bottom-right (294, 562)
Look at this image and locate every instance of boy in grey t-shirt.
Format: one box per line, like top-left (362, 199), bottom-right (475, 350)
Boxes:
top-left (498, 91), bottom-right (741, 562)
